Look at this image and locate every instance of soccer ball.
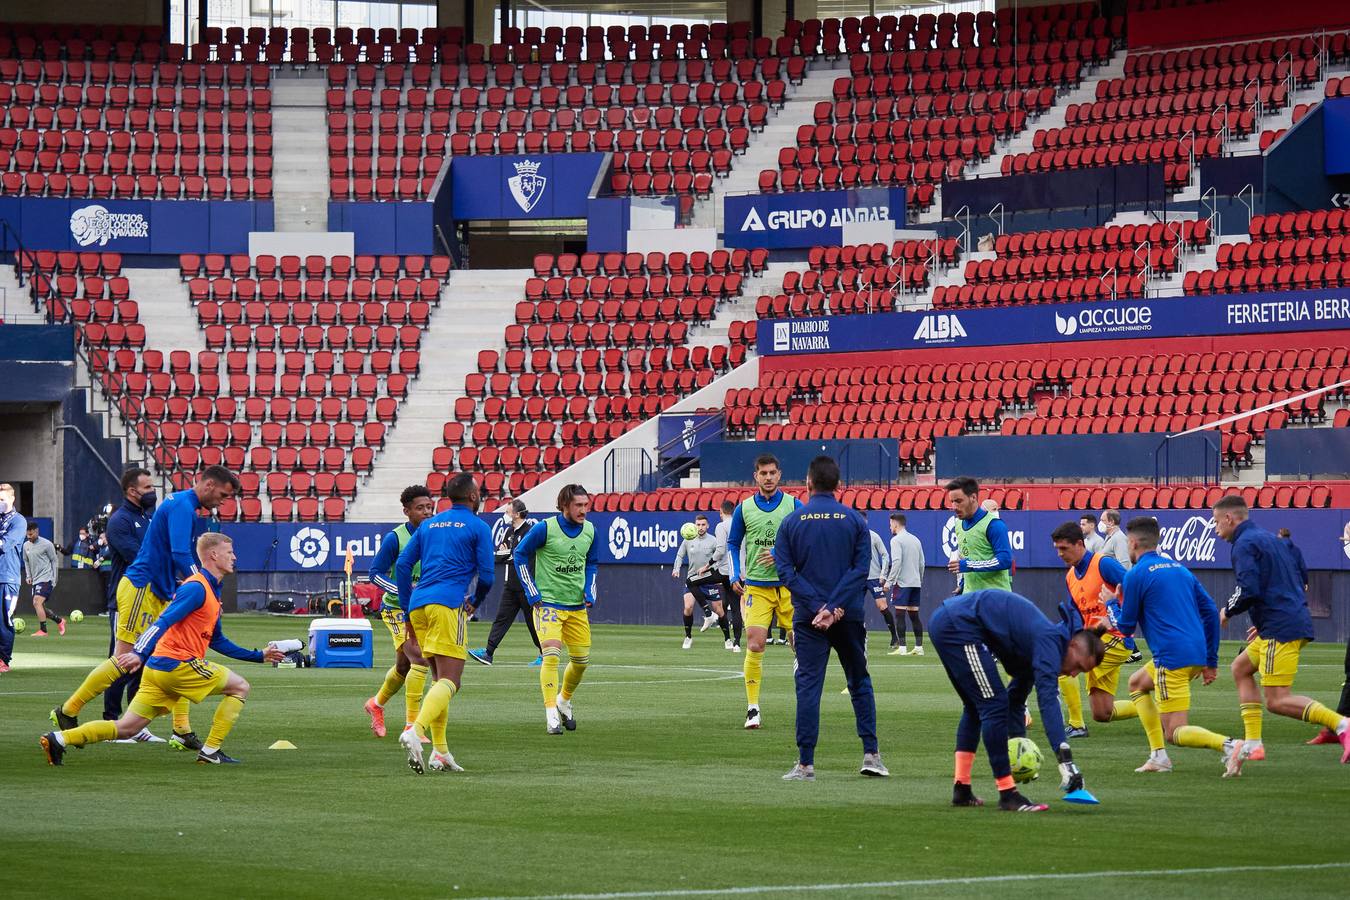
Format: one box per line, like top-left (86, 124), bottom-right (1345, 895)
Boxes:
top-left (13, 616), bottom-right (26, 634)
top-left (680, 523), bottom-right (698, 540)
top-left (70, 609), bottom-right (84, 623)
top-left (1009, 736), bottom-right (1043, 783)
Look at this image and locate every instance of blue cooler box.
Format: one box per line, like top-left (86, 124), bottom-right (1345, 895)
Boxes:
top-left (308, 617), bottom-right (373, 668)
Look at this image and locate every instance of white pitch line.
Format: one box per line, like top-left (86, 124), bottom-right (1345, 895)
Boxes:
top-left (460, 861), bottom-right (1350, 900)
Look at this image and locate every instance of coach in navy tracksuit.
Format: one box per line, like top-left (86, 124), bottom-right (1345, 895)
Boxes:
top-left (101, 468), bottom-right (156, 718)
top-left (929, 589), bottom-right (1106, 811)
top-left (772, 456), bottom-right (886, 781)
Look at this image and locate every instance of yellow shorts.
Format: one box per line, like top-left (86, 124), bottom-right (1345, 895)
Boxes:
top-left (381, 606), bottom-right (408, 651)
top-left (128, 659), bottom-right (230, 718)
top-left (534, 606), bottom-right (591, 650)
top-left (742, 585), bottom-right (793, 631)
top-left (1086, 637), bottom-right (1134, 695)
top-left (1245, 637), bottom-right (1307, 687)
top-left (1146, 661), bottom-right (1204, 714)
top-left (115, 578), bottom-right (168, 645)
top-left (408, 604), bottom-right (467, 659)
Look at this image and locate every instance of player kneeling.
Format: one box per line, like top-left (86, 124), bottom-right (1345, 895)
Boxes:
top-left (41, 533), bottom-right (283, 766)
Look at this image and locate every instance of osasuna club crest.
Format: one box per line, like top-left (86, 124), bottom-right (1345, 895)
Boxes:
top-left (508, 159), bottom-right (547, 213)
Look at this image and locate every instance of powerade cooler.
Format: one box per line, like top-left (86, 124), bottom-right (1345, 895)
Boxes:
top-left (308, 618), bottom-right (373, 668)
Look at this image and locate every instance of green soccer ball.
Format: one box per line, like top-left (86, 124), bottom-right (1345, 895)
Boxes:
top-left (13, 616), bottom-right (26, 634)
top-left (70, 609), bottom-right (84, 623)
top-left (680, 523), bottom-right (698, 541)
top-left (1009, 736), bottom-right (1043, 784)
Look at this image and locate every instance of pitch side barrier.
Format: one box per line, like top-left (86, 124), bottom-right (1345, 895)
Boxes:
top-left (756, 288), bottom-right (1350, 357)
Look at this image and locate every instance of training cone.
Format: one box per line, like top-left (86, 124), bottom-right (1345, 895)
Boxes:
top-left (269, 740), bottom-right (297, 750)
top-left (1062, 788), bottom-right (1099, 805)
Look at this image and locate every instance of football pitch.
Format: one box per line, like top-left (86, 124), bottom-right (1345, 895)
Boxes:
top-left (3, 616), bottom-right (1348, 899)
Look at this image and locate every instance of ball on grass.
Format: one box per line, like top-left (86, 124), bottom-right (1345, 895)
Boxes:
top-left (1009, 736), bottom-right (1043, 784)
top-left (13, 616), bottom-right (25, 634)
top-left (70, 609), bottom-right (84, 623)
top-left (680, 523), bottom-right (698, 541)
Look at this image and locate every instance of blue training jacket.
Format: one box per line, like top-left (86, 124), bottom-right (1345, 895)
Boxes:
top-left (771, 491), bottom-right (870, 619)
top-left (1118, 550), bottom-right (1220, 669)
top-left (957, 507), bottom-right (1013, 576)
top-left (727, 490), bottom-right (800, 587)
top-left (513, 515), bottom-right (599, 607)
top-left (0, 510), bottom-right (25, 585)
top-left (105, 497), bottom-right (152, 601)
top-left (395, 503), bottom-right (494, 613)
top-left (1225, 520), bottom-right (1314, 643)
top-left (124, 489), bottom-right (208, 600)
top-left (134, 569), bottom-right (263, 671)
top-left (934, 589), bottom-right (1069, 749)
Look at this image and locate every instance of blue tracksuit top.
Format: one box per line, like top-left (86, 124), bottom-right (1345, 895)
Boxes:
top-left (1118, 551), bottom-right (1220, 669)
top-left (957, 507), bottom-right (1013, 575)
top-left (135, 569), bottom-right (263, 671)
top-left (1283, 538), bottom-right (1309, 588)
top-left (369, 522), bottom-right (420, 597)
top-left (105, 497), bottom-right (152, 597)
top-left (1225, 521), bottom-right (1314, 643)
top-left (124, 489), bottom-right (208, 600)
top-left (771, 491), bottom-right (870, 619)
top-left (0, 510), bottom-right (26, 585)
top-left (513, 515), bottom-right (599, 607)
top-left (727, 490), bottom-right (800, 587)
top-left (395, 503), bottom-right (494, 613)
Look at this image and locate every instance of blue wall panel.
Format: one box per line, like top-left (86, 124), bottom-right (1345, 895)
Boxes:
top-left (935, 432), bottom-right (1219, 480)
top-left (700, 439), bottom-right (898, 483)
top-left (1266, 428), bottom-right (1350, 476)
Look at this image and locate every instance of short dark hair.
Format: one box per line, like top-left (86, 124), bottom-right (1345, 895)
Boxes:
top-left (556, 483), bottom-right (589, 511)
top-left (695, 513), bottom-right (708, 523)
top-left (1051, 521), bottom-right (1086, 545)
top-left (26, 521), bottom-right (38, 532)
top-left (1079, 513), bottom-right (1098, 526)
top-left (753, 453), bottom-right (780, 471)
top-left (199, 465), bottom-right (241, 492)
top-left (720, 500), bottom-right (735, 515)
top-left (400, 484), bottom-right (432, 507)
top-left (1102, 509), bottom-right (1121, 526)
top-left (1125, 516), bottom-right (1161, 550)
top-left (944, 476), bottom-right (978, 496)
top-left (1070, 624), bottom-right (1110, 666)
top-left (120, 467), bottom-right (151, 494)
top-left (510, 499), bottom-right (527, 516)
top-left (444, 473), bottom-right (479, 503)
top-left (1277, 528), bottom-right (1291, 539)
top-left (807, 455), bottom-right (840, 492)
top-left (890, 513), bottom-right (907, 525)
top-left (1213, 495), bottom-right (1249, 517)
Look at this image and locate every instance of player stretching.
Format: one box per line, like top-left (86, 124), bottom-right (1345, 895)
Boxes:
top-left (515, 484), bottom-right (598, 735)
top-left (929, 589), bottom-right (1105, 811)
top-left (728, 454), bottom-right (800, 729)
top-left (41, 533), bottom-right (284, 765)
top-left (673, 514), bottom-right (732, 649)
top-left (52, 466), bottom-right (238, 751)
top-left (1050, 522), bottom-right (1139, 738)
top-left (1117, 516), bottom-right (1244, 776)
top-left (393, 474), bottom-right (494, 773)
top-left (363, 485), bottom-right (435, 743)
top-left (1212, 497), bottom-right (1350, 763)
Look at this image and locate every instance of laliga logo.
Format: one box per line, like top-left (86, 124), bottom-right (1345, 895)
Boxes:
top-left (608, 516), bottom-right (632, 560)
top-left (70, 205), bottom-right (149, 247)
top-left (508, 159), bottom-right (547, 213)
top-left (1055, 312), bottom-right (1079, 336)
top-left (290, 527), bottom-right (330, 568)
top-left (940, 518), bottom-right (959, 557)
top-left (1158, 516), bottom-right (1219, 564)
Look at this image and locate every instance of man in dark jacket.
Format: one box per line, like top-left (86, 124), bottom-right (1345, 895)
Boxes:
top-left (98, 468), bottom-right (157, 727)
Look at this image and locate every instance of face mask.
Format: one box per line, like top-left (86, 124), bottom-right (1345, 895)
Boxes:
top-left (139, 490), bottom-right (157, 510)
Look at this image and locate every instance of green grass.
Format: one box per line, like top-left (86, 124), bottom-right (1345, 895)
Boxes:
top-left (2, 615), bottom-right (1349, 899)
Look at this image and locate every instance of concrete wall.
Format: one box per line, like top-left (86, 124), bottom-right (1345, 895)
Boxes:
top-left (0, 408), bottom-right (62, 536)
top-left (4, 0), bottom-right (163, 25)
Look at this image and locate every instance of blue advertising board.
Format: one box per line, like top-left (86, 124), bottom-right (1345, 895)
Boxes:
top-left (0, 197), bottom-right (273, 253)
top-left (757, 288), bottom-right (1350, 356)
top-left (723, 186), bottom-right (906, 250)
top-left (219, 508), bottom-right (1350, 572)
top-left (1324, 97), bottom-right (1350, 176)
top-left (450, 153), bottom-right (610, 220)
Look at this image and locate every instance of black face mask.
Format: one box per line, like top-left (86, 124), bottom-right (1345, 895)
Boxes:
top-left (139, 490), bottom-right (157, 511)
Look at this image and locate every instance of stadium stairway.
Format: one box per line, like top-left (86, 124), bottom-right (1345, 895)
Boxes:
top-left (687, 260), bottom-right (797, 352)
top-left (1228, 50), bottom-right (1350, 154)
top-left (346, 268), bottom-right (527, 521)
top-left (0, 265), bottom-right (45, 324)
top-left (688, 64), bottom-right (839, 230)
top-left (122, 268), bottom-right (208, 355)
top-left (269, 72), bottom-right (331, 232)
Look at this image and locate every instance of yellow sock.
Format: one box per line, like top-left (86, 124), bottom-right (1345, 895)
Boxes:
top-left (1110, 699), bottom-right (1138, 721)
top-left (1060, 675), bottom-right (1084, 729)
top-left (1241, 701), bottom-right (1264, 741)
top-left (374, 666), bottom-right (405, 706)
top-left (744, 649), bottom-right (764, 707)
top-left (404, 664), bottom-right (428, 726)
top-left (205, 696), bottom-right (244, 749)
top-left (1172, 724), bottom-right (1227, 751)
top-left (172, 697), bottom-right (192, 733)
top-left (414, 678), bottom-right (456, 742)
top-left (1301, 700), bottom-right (1346, 731)
top-left (1131, 689), bottom-right (1165, 752)
top-left (430, 705), bottom-right (448, 754)
top-left (561, 651), bottom-right (589, 701)
top-left (540, 647), bottom-right (561, 707)
top-left (62, 657), bottom-right (125, 716)
top-left (61, 719), bottom-right (118, 748)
